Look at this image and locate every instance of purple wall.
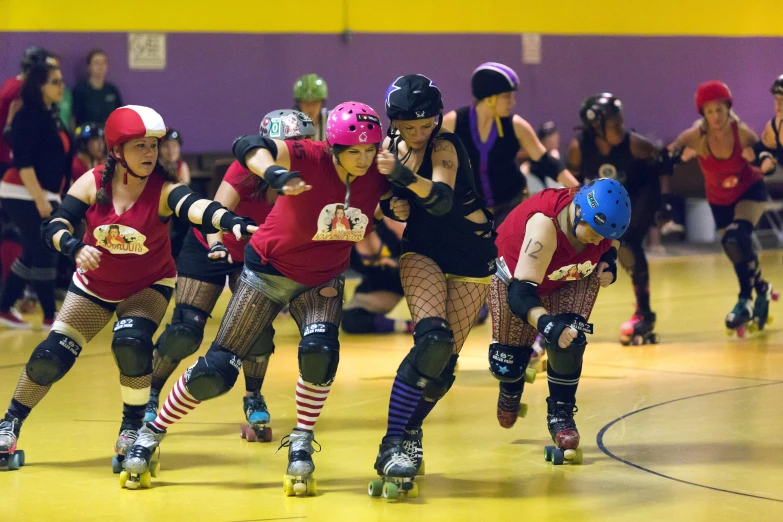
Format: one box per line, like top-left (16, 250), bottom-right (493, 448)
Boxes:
top-left (2, 32), bottom-right (782, 152)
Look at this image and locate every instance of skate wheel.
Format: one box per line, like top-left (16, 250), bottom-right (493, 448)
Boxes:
top-left (382, 481), bottom-right (399, 499)
top-left (15, 450), bottom-right (24, 467)
top-left (262, 426), bottom-right (273, 443)
top-left (772, 291), bottom-right (780, 302)
top-left (8, 452), bottom-right (21, 471)
top-left (747, 321), bottom-right (758, 334)
top-left (544, 445), bottom-right (554, 462)
top-left (283, 477), bottom-right (295, 497)
top-left (737, 326), bottom-right (746, 338)
top-left (368, 479), bottom-right (383, 497)
top-left (239, 424), bottom-right (247, 439)
top-left (570, 448), bottom-right (584, 465)
top-left (306, 477), bottom-right (317, 496)
top-left (619, 336), bottom-right (631, 346)
top-left (552, 448), bottom-right (565, 465)
top-left (138, 471), bottom-right (151, 489)
top-left (768, 315), bottom-right (775, 325)
top-left (416, 459), bottom-right (425, 476)
top-left (119, 471), bottom-right (129, 488)
top-left (293, 482), bottom-right (307, 495)
top-left (407, 482), bottom-right (419, 498)
top-left (524, 367), bottom-right (536, 384)
top-left (112, 455), bottom-right (123, 474)
top-left (632, 335), bottom-right (644, 346)
top-left (518, 402), bottom-right (528, 419)
top-left (150, 460), bottom-right (160, 478)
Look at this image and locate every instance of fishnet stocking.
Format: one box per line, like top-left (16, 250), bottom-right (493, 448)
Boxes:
top-left (490, 272), bottom-right (601, 347)
top-left (214, 278), bottom-right (283, 358)
top-left (400, 254), bottom-right (447, 323)
top-left (243, 358), bottom-right (269, 392)
top-left (288, 276), bottom-right (345, 330)
top-left (12, 370), bottom-right (50, 409)
top-left (447, 280), bottom-right (489, 355)
top-left (176, 276), bottom-right (224, 314)
top-left (227, 269), bottom-right (241, 294)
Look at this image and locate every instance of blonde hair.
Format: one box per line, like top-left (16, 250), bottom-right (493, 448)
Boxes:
top-left (693, 108), bottom-right (741, 157)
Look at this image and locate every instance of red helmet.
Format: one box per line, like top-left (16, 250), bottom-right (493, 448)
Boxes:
top-left (105, 105), bottom-right (166, 151)
top-left (326, 102), bottom-right (383, 147)
top-left (695, 81), bottom-right (733, 114)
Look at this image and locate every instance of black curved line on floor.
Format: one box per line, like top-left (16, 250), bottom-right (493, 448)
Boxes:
top-left (596, 381), bottom-right (783, 503)
top-left (591, 362), bottom-right (782, 383)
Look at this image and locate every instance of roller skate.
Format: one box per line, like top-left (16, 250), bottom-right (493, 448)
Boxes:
top-left (544, 397), bottom-right (582, 465)
top-left (496, 381), bottom-right (528, 429)
top-left (0, 418), bottom-right (24, 471)
top-left (529, 335), bottom-right (548, 374)
top-left (369, 437), bottom-right (418, 500)
top-left (402, 428), bottom-right (424, 475)
top-left (725, 298), bottom-right (754, 338)
top-left (620, 310), bottom-right (659, 346)
top-left (112, 424), bottom-right (140, 473)
top-left (120, 424), bottom-right (163, 489)
top-left (240, 393), bottom-right (272, 443)
top-left (752, 282), bottom-right (779, 332)
top-left (280, 428), bottom-right (319, 496)
top-left (143, 390), bottom-right (159, 423)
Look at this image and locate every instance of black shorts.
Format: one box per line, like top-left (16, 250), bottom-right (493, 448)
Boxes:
top-left (401, 230), bottom-right (498, 280)
top-left (355, 266), bottom-right (404, 296)
top-left (709, 180), bottom-right (768, 230)
top-left (176, 229), bottom-right (242, 286)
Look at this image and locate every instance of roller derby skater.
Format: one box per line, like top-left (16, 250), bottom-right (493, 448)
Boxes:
top-left (759, 74), bottom-right (783, 166)
top-left (280, 428), bottom-right (319, 496)
top-left (125, 100), bottom-right (388, 491)
top-left (490, 179), bottom-right (631, 462)
top-left (669, 81), bottom-right (777, 338)
top-left (372, 75), bottom-right (496, 496)
top-left (568, 93), bottom-right (678, 346)
top-left (0, 106), bottom-right (254, 474)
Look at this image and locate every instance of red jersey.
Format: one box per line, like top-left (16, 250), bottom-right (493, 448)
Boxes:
top-left (696, 120), bottom-right (763, 206)
top-left (249, 140), bottom-right (389, 286)
top-left (0, 77), bottom-right (22, 165)
top-left (75, 167), bottom-right (176, 302)
top-left (72, 155), bottom-right (90, 182)
top-left (193, 160), bottom-right (273, 263)
top-left (496, 188), bottom-right (612, 295)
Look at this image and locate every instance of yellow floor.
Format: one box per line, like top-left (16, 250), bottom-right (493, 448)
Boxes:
top-left (2, 251), bottom-right (783, 522)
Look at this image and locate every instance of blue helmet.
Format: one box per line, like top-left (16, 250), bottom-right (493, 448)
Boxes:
top-left (572, 179), bottom-right (631, 239)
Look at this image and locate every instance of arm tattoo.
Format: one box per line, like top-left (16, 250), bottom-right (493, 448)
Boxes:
top-left (441, 159), bottom-right (456, 171)
top-left (432, 138), bottom-right (455, 154)
top-left (525, 238), bottom-right (544, 259)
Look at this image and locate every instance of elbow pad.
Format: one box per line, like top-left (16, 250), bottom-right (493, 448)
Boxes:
top-left (535, 151), bottom-right (565, 181)
top-left (507, 279), bottom-right (542, 321)
top-left (232, 135), bottom-right (278, 168)
top-left (419, 181), bottom-right (453, 216)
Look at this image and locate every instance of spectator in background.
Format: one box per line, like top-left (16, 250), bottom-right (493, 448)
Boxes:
top-left (0, 61), bottom-right (70, 329)
top-left (1, 47), bottom-right (56, 176)
top-left (72, 49), bottom-right (123, 126)
top-left (159, 128), bottom-right (190, 258)
top-left (71, 122), bottom-right (105, 182)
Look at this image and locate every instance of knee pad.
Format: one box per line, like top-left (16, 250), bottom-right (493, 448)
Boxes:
top-left (546, 336), bottom-right (587, 375)
top-left (721, 220), bottom-right (755, 264)
top-left (341, 308), bottom-right (377, 334)
top-left (298, 323), bottom-right (340, 386)
top-left (112, 317), bottom-right (158, 377)
top-left (489, 343), bottom-right (532, 383)
top-left (185, 345), bottom-right (242, 400)
top-left (422, 354), bottom-right (458, 402)
top-left (398, 317), bottom-right (454, 386)
top-left (245, 324), bottom-right (275, 363)
top-left (25, 331), bottom-right (82, 386)
top-left (155, 304), bottom-right (207, 361)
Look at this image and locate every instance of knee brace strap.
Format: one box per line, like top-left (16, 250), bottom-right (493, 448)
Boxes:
top-left (298, 322), bottom-right (340, 386)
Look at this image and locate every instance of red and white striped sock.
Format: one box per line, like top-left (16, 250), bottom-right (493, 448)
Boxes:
top-left (295, 378), bottom-right (331, 431)
top-left (152, 375), bottom-right (201, 432)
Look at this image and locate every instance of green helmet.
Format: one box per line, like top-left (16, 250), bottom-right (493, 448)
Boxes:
top-left (294, 74), bottom-right (328, 101)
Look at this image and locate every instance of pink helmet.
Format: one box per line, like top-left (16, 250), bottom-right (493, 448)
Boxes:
top-left (326, 102), bottom-right (383, 146)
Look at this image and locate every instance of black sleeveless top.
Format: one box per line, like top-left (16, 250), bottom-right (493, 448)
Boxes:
top-left (771, 117), bottom-right (783, 164)
top-left (454, 106), bottom-right (521, 207)
top-left (393, 132), bottom-right (498, 278)
top-left (577, 131), bottom-right (656, 194)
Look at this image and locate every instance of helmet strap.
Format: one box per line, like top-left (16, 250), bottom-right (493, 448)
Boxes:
top-left (572, 204), bottom-right (582, 238)
top-left (111, 150), bottom-right (150, 185)
top-left (344, 174), bottom-right (352, 209)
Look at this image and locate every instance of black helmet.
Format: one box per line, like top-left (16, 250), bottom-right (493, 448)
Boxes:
top-left (385, 74), bottom-right (443, 122)
top-left (579, 93), bottom-right (623, 132)
top-left (537, 121), bottom-right (558, 140)
top-left (74, 122), bottom-right (104, 151)
top-left (162, 128), bottom-right (182, 145)
top-left (471, 62), bottom-right (519, 100)
top-left (21, 46), bottom-right (55, 73)
top-left (772, 74), bottom-right (783, 96)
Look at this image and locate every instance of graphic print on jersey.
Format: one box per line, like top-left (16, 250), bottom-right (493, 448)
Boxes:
top-left (311, 203), bottom-right (368, 242)
top-left (598, 163), bottom-right (626, 184)
top-left (547, 260), bottom-right (597, 282)
top-left (93, 224), bottom-right (149, 254)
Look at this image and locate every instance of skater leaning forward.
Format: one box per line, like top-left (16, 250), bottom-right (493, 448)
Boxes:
top-left (669, 81), bottom-right (778, 336)
top-left (488, 179), bottom-right (631, 464)
top-left (0, 105), bottom-right (256, 472)
top-left (122, 101), bottom-right (389, 492)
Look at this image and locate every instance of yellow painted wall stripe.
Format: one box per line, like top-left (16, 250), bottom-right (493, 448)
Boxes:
top-left (3, 0), bottom-right (783, 36)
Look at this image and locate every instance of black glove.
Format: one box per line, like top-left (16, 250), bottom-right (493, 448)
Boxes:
top-left (219, 211), bottom-right (256, 239)
top-left (537, 312), bottom-right (592, 347)
top-left (208, 241), bottom-right (230, 264)
top-left (59, 233), bottom-right (87, 261)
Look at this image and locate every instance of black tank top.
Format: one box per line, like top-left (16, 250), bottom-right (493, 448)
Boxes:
top-left (577, 131), bottom-right (654, 193)
top-left (454, 106), bottom-right (521, 207)
top-left (771, 117), bottom-right (783, 164)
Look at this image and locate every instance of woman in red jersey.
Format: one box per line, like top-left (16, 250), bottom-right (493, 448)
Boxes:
top-left (124, 101), bottom-right (390, 494)
top-left (670, 81), bottom-right (777, 336)
top-left (0, 105), bottom-right (255, 473)
top-left (489, 178), bottom-right (630, 466)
